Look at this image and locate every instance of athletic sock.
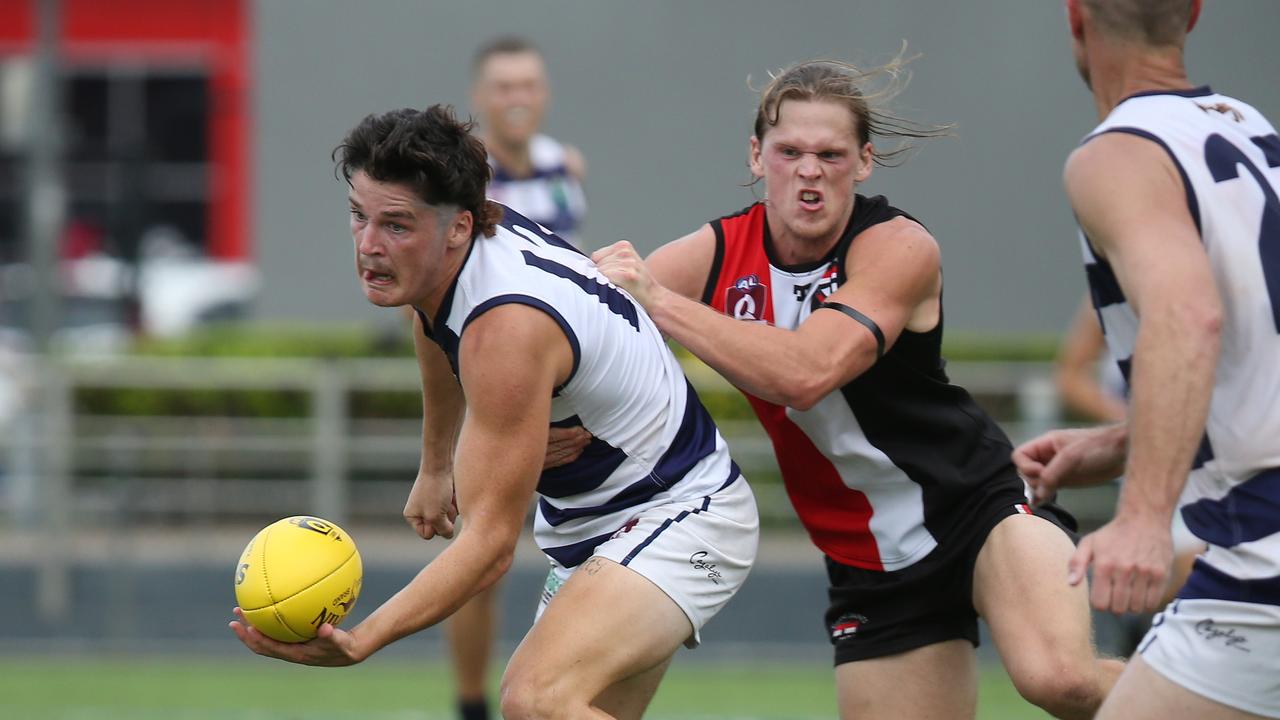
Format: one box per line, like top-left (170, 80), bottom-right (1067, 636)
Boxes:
top-left (458, 698), bottom-right (489, 720)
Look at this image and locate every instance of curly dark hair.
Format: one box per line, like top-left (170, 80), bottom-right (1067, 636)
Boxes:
top-left (333, 105), bottom-right (502, 238)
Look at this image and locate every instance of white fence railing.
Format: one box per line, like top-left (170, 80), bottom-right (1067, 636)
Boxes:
top-left (0, 355), bottom-right (1079, 623)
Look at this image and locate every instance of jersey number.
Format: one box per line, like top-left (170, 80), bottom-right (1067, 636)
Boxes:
top-left (1204, 133), bottom-right (1280, 332)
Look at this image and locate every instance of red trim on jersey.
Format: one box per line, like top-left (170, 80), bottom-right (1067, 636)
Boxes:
top-left (709, 204), bottom-right (883, 569)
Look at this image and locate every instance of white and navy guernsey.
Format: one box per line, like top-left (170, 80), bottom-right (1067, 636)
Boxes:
top-left (1080, 86), bottom-right (1280, 603)
top-left (487, 135), bottom-right (587, 246)
top-left (418, 204), bottom-right (740, 570)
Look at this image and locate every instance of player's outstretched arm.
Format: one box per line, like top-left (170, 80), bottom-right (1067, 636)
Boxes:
top-left (1013, 424), bottom-right (1128, 504)
top-left (1063, 132), bottom-right (1222, 614)
top-left (351, 303), bottom-right (571, 658)
top-left (595, 218), bottom-right (938, 410)
top-left (404, 308), bottom-right (465, 541)
top-left (231, 305), bottom-right (571, 666)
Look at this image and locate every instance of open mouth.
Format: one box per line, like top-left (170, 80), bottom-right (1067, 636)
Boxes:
top-left (363, 269), bottom-right (394, 286)
top-left (798, 190), bottom-right (823, 210)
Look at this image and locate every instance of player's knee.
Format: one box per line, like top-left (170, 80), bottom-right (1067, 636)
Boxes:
top-left (500, 672), bottom-right (578, 720)
top-left (1009, 661), bottom-right (1103, 716)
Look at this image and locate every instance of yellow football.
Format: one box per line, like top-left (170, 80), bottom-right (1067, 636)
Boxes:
top-left (234, 516), bottom-right (363, 643)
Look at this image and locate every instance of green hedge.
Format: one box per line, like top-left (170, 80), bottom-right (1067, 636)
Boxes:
top-left (77, 325), bottom-right (1057, 418)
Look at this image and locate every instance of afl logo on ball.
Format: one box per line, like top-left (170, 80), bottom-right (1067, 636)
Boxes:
top-left (726, 274), bottom-right (768, 321)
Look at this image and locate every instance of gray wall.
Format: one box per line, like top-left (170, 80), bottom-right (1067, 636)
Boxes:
top-left (253, 0), bottom-right (1280, 334)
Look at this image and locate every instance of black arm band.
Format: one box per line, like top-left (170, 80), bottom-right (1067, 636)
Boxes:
top-left (819, 301), bottom-right (885, 361)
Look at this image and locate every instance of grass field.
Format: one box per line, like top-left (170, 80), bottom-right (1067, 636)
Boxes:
top-left (0, 657), bottom-right (1047, 719)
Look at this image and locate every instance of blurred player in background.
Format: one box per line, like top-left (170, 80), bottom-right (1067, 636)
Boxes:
top-left (440, 35), bottom-right (591, 720)
top-left (588, 57), bottom-right (1121, 719)
top-left (1015, 0), bottom-right (1280, 716)
top-left (1055, 294), bottom-right (1206, 658)
top-left (471, 36), bottom-right (586, 245)
top-left (231, 106), bottom-right (758, 720)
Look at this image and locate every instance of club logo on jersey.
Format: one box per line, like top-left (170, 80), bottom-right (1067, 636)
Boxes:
top-left (807, 265), bottom-right (841, 308)
top-left (726, 274), bottom-right (768, 321)
top-left (1197, 102), bottom-right (1243, 122)
top-left (830, 613), bottom-right (868, 641)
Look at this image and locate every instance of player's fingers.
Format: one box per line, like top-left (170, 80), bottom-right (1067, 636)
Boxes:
top-left (1108, 565), bottom-right (1133, 615)
top-left (433, 515), bottom-right (455, 539)
top-left (590, 241), bottom-right (628, 264)
top-left (1067, 536), bottom-right (1093, 586)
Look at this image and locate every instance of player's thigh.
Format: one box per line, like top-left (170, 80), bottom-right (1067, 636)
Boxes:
top-left (835, 639), bottom-right (977, 720)
top-left (501, 557), bottom-right (692, 710)
top-left (1098, 653), bottom-right (1270, 720)
top-left (974, 513), bottom-right (1098, 672)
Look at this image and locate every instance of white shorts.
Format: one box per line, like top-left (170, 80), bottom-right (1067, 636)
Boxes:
top-left (1139, 597), bottom-right (1280, 717)
top-left (536, 475), bottom-right (758, 647)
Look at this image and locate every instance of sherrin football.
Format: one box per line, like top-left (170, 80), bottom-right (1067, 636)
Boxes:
top-left (234, 516), bottom-right (363, 642)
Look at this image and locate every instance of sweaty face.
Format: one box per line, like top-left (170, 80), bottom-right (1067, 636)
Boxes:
top-left (348, 171), bottom-right (451, 309)
top-left (472, 51), bottom-right (548, 147)
top-left (751, 98), bottom-right (872, 248)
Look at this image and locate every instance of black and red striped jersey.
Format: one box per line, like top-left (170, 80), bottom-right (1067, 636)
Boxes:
top-left (701, 197), bottom-right (1024, 571)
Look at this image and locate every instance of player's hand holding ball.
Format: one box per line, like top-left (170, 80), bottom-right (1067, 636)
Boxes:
top-left (229, 515), bottom-right (367, 666)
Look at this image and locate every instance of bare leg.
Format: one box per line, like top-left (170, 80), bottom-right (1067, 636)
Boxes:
top-left (1097, 654), bottom-right (1268, 720)
top-left (834, 640), bottom-right (978, 720)
top-left (974, 513), bottom-right (1124, 719)
top-left (499, 557), bottom-right (693, 720)
top-left (447, 582), bottom-right (500, 716)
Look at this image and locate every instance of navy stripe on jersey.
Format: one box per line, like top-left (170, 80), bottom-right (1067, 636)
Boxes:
top-left (1179, 558), bottom-right (1280, 606)
top-left (621, 495), bottom-right (714, 566)
top-left (1254, 134), bottom-right (1280, 168)
top-left (1091, 127), bottom-right (1202, 234)
top-left (538, 437), bottom-right (629, 499)
top-left (1085, 257), bottom-right (1126, 308)
top-left (539, 381), bottom-right (722, 526)
top-left (500, 206), bottom-right (584, 256)
top-left (1181, 467), bottom-right (1280, 547)
top-left (463, 294), bottom-right (581, 392)
top-left (520, 251), bottom-right (640, 331)
top-left (542, 528), bottom-right (618, 569)
top-left (1121, 85), bottom-right (1213, 102)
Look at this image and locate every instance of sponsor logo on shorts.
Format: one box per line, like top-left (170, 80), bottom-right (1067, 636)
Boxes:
top-left (831, 613), bottom-right (868, 641)
top-left (689, 551), bottom-right (723, 585)
top-left (1194, 618), bottom-right (1251, 652)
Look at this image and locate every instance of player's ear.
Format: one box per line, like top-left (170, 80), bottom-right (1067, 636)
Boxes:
top-left (748, 135), bottom-right (765, 178)
top-left (446, 209), bottom-right (473, 249)
top-left (855, 142), bottom-right (874, 184)
top-left (1065, 0), bottom-right (1085, 42)
top-left (1187, 0), bottom-right (1202, 33)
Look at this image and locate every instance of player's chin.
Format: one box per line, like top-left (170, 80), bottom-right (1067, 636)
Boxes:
top-left (362, 285), bottom-right (403, 307)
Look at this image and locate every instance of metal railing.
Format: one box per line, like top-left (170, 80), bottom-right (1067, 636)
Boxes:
top-left (0, 354), bottom-right (1081, 623)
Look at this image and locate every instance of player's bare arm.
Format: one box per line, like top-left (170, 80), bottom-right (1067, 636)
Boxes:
top-left (403, 308), bottom-right (465, 540)
top-left (233, 304), bottom-right (571, 666)
top-left (1062, 132), bottom-right (1222, 614)
top-left (595, 217), bottom-right (940, 410)
top-left (1013, 424), bottom-right (1128, 504)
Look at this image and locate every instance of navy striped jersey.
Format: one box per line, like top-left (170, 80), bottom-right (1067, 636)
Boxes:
top-left (419, 204), bottom-right (741, 569)
top-left (487, 135), bottom-right (587, 246)
top-left (1079, 87), bottom-right (1280, 600)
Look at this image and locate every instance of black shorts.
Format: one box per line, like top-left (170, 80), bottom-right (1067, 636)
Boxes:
top-left (824, 490), bottom-right (1077, 665)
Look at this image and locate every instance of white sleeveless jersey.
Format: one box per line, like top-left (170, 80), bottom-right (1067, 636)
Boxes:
top-left (487, 134), bottom-right (587, 246)
top-left (1079, 87), bottom-right (1280, 598)
top-left (420, 204), bottom-right (740, 569)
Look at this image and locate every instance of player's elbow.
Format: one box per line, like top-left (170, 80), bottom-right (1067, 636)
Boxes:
top-left (776, 361), bottom-right (843, 411)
